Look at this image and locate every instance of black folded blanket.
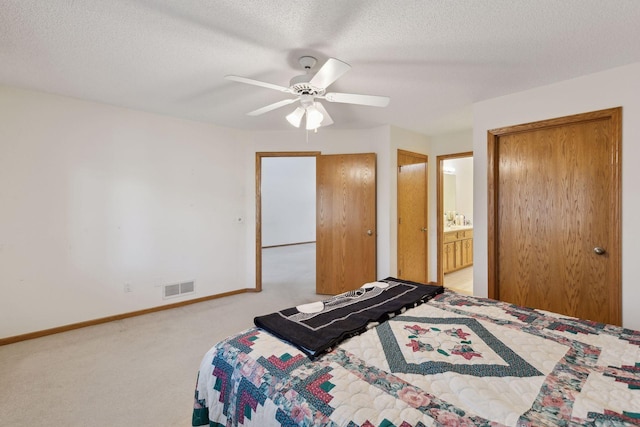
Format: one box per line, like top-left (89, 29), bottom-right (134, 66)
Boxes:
top-left (254, 277), bottom-right (444, 359)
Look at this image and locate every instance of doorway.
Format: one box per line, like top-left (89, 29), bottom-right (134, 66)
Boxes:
top-left (256, 151), bottom-right (377, 295)
top-left (255, 152), bottom-right (320, 292)
top-left (437, 152), bottom-right (473, 292)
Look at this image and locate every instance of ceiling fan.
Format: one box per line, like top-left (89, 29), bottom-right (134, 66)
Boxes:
top-left (225, 56), bottom-right (390, 130)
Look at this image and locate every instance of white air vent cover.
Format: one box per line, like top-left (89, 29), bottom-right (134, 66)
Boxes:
top-left (163, 280), bottom-right (195, 299)
top-left (180, 281), bottom-right (194, 294)
top-left (164, 284), bottom-right (180, 297)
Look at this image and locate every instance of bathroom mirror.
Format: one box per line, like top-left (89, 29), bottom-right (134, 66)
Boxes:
top-left (443, 173), bottom-right (456, 213)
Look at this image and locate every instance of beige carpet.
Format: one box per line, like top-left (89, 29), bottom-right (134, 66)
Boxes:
top-left (0, 244), bottom-right (317, 426)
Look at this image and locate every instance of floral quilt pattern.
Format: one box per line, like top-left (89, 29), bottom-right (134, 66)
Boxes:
top-left (193, 292), bottom-right (640, 426)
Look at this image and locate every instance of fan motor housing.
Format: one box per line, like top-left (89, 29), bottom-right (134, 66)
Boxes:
top-left (289, 74), bottom-right (324, 96)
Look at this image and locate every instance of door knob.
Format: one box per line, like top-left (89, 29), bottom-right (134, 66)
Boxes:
top-left (593, 247), bottom-right (606, 255)
top-left (367, 230), bottom-right (373, 236)
top-left (421, 227), bottom-right (427, 232)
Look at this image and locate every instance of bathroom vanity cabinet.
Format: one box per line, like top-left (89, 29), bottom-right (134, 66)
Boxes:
top-left (443, 228), bottom-right (473, 273)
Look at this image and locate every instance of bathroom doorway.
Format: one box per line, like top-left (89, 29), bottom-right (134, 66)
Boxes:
top-left (437, 152), bottom-right (473, 293)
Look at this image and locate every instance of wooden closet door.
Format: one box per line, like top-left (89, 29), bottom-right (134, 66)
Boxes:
top-left (488, 108), bottom-right (621, 325)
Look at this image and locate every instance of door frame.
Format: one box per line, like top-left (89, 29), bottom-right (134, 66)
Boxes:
top-left (255, 151), bottom-right (321, 291)
top-left (436, 151), bottom-right (473, 285)
top-left (396, 149), bottom-right (429, 282)
top-left (486, 107), bottom-right (622, 323)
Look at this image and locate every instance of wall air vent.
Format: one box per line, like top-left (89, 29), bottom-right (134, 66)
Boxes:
top-left (163, 280), bottom-right (195, 299)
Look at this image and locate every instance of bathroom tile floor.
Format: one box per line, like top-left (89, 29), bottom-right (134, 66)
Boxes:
top-left (444, 266), bottom-right (473, 295)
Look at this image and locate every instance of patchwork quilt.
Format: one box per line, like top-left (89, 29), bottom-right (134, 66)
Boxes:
top-left (193, 292), bottom-right (640, 426)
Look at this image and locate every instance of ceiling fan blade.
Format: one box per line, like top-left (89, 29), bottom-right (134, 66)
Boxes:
top-left (314, 102), bottom-right (334, 127)
top-left (309, 58), bottom-right (351, 89)
top-left (324, 92), bottom-right (390, 107)
top-left (247, 98), bottom-right (298, 116)
top-left (225, 75), bottom-right (293, 93)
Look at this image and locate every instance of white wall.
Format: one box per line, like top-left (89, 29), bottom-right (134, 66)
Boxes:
top-left (261, 157), bottom-right (315, 247)
top-left (473, 61), bottom-right (640, 330)
top-left (0, 87), bottom-right (414, 338)
top-left (0, 85), bottom-right (248, 338)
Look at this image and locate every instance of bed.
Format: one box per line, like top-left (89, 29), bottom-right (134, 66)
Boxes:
top-left (193, 278), bottom-right (640, 426)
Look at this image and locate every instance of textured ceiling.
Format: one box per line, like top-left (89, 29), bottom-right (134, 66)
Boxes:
top-left (2, 0), bottom-right (640, 135)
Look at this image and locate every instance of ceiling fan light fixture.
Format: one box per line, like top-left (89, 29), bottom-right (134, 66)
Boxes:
top-left (305, 105), bottom-right (324, 130)
top-left (227, 56), bottom-right (389, 131)
top-left (286, 107), bottom-right (305, 128)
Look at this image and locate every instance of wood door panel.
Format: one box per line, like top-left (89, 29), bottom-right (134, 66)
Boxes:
top-left (489, 108), bottom-right (621, 325)
top-left (462, 239), bottom-right (473, 266)
top-left (497, 130), bottom-right (556, 311)
top-left (443, 242), bottom-right (454, 273)
top-left (397, 151), bottom-right (428, 283)
top-left (454, 240), bottom-right (463, 269)
top-left (316, 153), bottom-right (376, 295)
